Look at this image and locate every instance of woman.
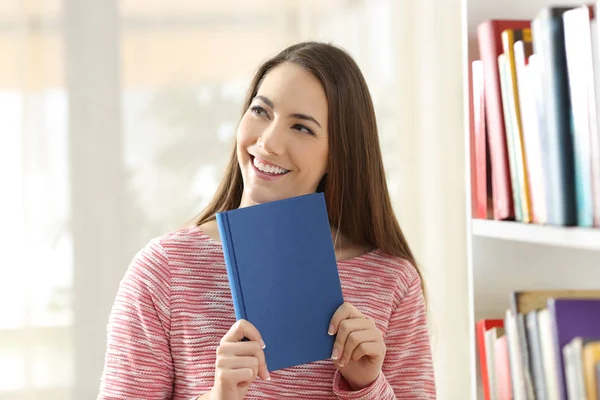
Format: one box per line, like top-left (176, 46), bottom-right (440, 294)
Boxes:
top-left (98, 41), bottom-right (436, 399)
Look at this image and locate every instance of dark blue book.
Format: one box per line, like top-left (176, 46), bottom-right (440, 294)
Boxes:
top-left (531, 7), bottom-right (577, 226)
top-left (216, 192), bottom-right (344, 372)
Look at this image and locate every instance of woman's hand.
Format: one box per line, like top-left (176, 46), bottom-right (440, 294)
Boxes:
top-left (209, 319), bottom-right (270, 400)
top-left (329, 302), bottom-right (386, 390)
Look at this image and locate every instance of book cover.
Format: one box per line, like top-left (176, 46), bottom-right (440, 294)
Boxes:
top-left (495, 334), bottom-right (513, 400)
top-left (504, 309), bottom-right (530, 400)
top-left (486, 327), bottom-right (506, 399)
top-left (528, 53), bottom-right (552, 225)
top-left (477, 319), bottom-right (505, 400)
top-left (590, 12), bottom-right (600, 227)
top-left (469, 60), bottom-right (478, 218)
top-left (563, 337), bottom-right (588, 400)
top-left (548, 298), bottom-right (600, 400)
top-left (596, 362), bottom-right (600, 399)
top-left (515, 38), bottom-right (547, 224)
top-left (583, 340), bottom-right (600, 400)
top-left (502, 28), bottom-right (532, 223)
top-left (525, 310), bottom-right (547, 399)
top-left (471, 59), bottom-right (489, 219)
top-left (563, 6), bottom-right (595, 227)
top-left (537, 308), bottom-right (561, 399)
top-left (477, 19), bottom-right (530, 221)
top-left (216, 193), bottom-right (344, 371)
top-left (498, 53), bottom-right (523, 222)
top-left (532, 7), bottom-right (578, 226)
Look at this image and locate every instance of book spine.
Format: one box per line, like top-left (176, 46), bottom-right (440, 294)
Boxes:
top-left (477, 320), bottom-right (493, 400)
top-left (477, 20), bottom-right (515, 220)
top-left (503, 28), bottom-right (532, 223)
top-left (532, 8), bottom-right (578, 226)
top-left (498, 53), bottom-right (523, 222)
top-left (596, 363), bottom-right (600, 399)
top-left (548, 299), bottom-right (567, 400)
top-left (590, 16), bottom-right (600, 227)
top-left (471, 60), bottom-right (488, 219)
top-left (216, 213), bottom-right (247, 321)
top-left (563, 7), bottom-right (594, 227)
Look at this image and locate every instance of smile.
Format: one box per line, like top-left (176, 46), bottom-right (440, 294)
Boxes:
top-left (251, 156), bottom-right (290, 177)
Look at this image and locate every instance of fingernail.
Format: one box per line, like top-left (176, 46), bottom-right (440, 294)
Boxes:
top-left (265, 371), bottom-right (271, 381)
top-left (331, 348), bottom-right (339, 360)
top-left (339, 358), bottom-right (345, 367)
top-left (328, 325), bottom-right (335, 335)
top-left (261, 340), bottom-right (266, 349)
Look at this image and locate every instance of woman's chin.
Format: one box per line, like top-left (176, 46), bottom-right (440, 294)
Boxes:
top-left (240, 188), bottom-right (297, 207)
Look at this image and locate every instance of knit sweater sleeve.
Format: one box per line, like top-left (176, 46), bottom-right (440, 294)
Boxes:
top-left (332, 273), bottom-right (437, 399)
top-left (98, 238), bottom-right (174, 399)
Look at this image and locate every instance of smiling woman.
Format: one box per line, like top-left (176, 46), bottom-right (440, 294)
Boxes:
top-left (98, 42), bottom-right (436, 400)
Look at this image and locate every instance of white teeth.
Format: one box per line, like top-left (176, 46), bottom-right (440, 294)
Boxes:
top-left (253, 158), bottom-right (288, 175)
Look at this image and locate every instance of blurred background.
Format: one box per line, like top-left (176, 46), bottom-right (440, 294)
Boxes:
top-left (0, 0), bottom-right (468, 399)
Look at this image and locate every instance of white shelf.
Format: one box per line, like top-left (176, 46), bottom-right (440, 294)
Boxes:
top-left (472, 219), bottom-right (600, 251)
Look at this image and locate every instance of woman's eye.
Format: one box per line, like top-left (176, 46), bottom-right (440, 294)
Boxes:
top-left (292, 124), bottom-right (315, 136)
top-left (250, 105), bottom-right (268, 117)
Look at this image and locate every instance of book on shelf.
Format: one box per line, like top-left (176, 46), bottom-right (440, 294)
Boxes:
top-left (562, 5), bottom-right (596, 228)
top-left (502, 28), bottom-right (533, 223)
top-left (476, 290), bottom-right (600, 400)
top-left (496, 334), bottom-right (513, 400)
top-left (597, 363), bottom-right (600, 398)
top-left (469, 2), bottom-right (600, 228)
top-left (548, 298), bottom-right (600, 400)
top-left (477, 319), bottom-right (505, 400)
top-left (216, 192), bottom-right (344, 372)
top-left (470, 59), bottom-right (490, 219)
top-left (583, 341), bottom-right (600, 399)
top-left (477, 19), bottom-right (530, 221)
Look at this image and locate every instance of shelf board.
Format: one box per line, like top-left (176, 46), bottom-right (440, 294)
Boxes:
top-left (471, 219), bottom-right (600, 251)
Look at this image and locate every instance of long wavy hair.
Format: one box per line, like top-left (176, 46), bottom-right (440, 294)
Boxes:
top-left (193, 41), bottom-right (422, 285)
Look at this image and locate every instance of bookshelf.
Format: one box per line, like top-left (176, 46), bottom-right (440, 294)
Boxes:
top-left (472, 219), bottom-right (600, 251)
top-left (463, 0), bottom-right (600, 398)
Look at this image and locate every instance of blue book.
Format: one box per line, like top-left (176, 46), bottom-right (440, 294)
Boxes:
top-left (216, 192), bottom-right (344, 372)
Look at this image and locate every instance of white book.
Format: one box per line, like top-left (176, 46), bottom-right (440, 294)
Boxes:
top-left (538, 309), bottom-right (561, 400)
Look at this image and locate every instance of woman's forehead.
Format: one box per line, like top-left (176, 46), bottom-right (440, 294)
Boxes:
top-left (256, 63), bottom-right (328, 118)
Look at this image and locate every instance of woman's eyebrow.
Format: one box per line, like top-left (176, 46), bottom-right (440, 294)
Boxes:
top-left (255, 95), bottom-right (274, 109)
top-left (289, 113), bottom-right (322, 128)
top-left (254, 95), bottom-right (322, 128)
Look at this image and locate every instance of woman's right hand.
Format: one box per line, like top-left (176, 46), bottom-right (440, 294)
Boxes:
top-left (208, 319), bottom-right (270, 400)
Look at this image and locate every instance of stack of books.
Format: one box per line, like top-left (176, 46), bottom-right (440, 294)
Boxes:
top-left (477, 290), bottom-right (600, 399)
top-left (470, 4), bottom-right (600, 228)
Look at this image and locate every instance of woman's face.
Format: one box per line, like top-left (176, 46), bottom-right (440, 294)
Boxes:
top-left (237, 62), bottom-right (329, 207)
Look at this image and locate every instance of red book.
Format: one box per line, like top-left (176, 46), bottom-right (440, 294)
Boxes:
top-left (469, 60), bottom-right (478, 217)
top-left (471, 60), bottom-right (488, 219)
top-left (476, 319), bottom-right (504, 400)
top-left (477, 19), bottom-right (531, 220)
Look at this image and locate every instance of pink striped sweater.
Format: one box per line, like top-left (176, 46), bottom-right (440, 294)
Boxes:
top-left (98, 226), bottom-right (436, 399)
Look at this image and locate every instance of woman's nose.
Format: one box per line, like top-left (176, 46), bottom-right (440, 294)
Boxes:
top-left (257, 123), bottom-right (285, 155)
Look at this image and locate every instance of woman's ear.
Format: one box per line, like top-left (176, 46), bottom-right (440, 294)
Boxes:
top-left (316, 173), bottom-right (328, 193)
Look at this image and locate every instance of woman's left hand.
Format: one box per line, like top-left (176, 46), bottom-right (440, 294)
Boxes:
top-left (328, 302), bottom-right (386, 390)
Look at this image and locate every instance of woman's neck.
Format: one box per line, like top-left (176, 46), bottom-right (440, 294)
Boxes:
top-left (197, 220), bottom-right (373, 261)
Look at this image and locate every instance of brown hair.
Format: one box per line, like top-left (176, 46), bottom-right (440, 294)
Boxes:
top-left (194, 42), bottom-right (422, 282)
